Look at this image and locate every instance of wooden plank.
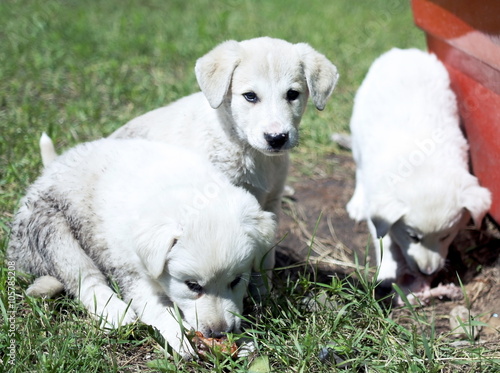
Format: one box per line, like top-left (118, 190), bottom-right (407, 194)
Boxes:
top-left (411, 0), bottom-right (500, 223)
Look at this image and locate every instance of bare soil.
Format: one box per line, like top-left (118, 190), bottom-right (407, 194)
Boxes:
top-left (276, 151), bottom-right (500, 344)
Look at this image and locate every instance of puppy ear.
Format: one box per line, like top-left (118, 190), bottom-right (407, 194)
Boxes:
top-left (295, 43), bottom-right (339, 111)
top-left (460, 175), bottom-right (491, 228)
top-left (370, 199), bottom-right (407, 238)
top-left (195, 40), bottom-right (241, 109)
top-left (134, 221), bottom-right (183, 278)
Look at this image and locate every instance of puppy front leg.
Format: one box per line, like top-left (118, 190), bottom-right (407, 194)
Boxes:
top-left (140, 301), bottom-right (197, 359)
top-left (78, 281), bottom-right (138, 329)
top-left (374, 235), bottom-right (399, 282)
top-left (346, 170), bottom-right (367, 222)
top-left (247, 187), bottom-right (281, 299)
top-left (126, 282), bottom-right (196, 359)
top-left (367, 220), bottom-right (398, 286)
top-left (249, 248), bottom-right (275, 300)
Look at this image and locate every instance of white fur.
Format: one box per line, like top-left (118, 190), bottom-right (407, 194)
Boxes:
top-left (8, 139), bottom-right (276, 359)
top-left (110, 38), bottom-right (336, 277)
top-left (346, 48), bottom-right (491, 292)
top-left (39, 132), bottom-right (57, 167)
top-left (26, 275), bottom-right (65, 298)
top-left (110, 37), bottom-right (338, 216)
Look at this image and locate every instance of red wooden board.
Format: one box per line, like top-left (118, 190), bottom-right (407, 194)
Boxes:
top-left (412, 0), bottom-right (500, 223)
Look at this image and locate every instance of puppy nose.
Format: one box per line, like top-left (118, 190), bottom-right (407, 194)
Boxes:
top-left (419, 265), bottom-right (436, 276)
top-left (205, 329), bottom-right (225, 339)
top-left (418, 261), bottom-right (443, 276)
top-left (414, 251), bottom-right (445, 276)
top-left (264, 132), bottom-right (289, 149)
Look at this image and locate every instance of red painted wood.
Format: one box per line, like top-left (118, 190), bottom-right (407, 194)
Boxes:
top-left (411, 0), bottom-right (500, 71)
top-left (412, 0), bottom-right (500, 223)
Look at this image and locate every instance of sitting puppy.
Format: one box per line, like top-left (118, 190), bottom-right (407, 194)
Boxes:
top-left (38, 38), bottom-right (338, 283)
top-left (39, 38), bottom-right (339, 284)
top-left (8, 139), bottom-right (276, 358)
top-left (346, 48), bottom-right (491, 304)
top-left (111, 37), bottom-right (338, 214)
top-left (109, 37), bottom-right (339, 274)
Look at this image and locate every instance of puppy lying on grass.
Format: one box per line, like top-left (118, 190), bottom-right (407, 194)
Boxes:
top-left (346, 48), bottom-right (491, 305)
top-left (8, 138), bottom-right (276, 359)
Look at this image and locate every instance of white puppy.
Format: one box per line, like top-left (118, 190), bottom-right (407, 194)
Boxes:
top-left (346, 48), bottom-right (491, 302)
top-left (42, 38), bottom-right (337, 279)
top-left (8, 139), bottom-right (276, 359)
top-left (110, 37), bottom-right (338, 216)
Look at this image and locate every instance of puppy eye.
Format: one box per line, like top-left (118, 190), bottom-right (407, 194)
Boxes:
top-left (243, 92), bottom-right (258, 103)
top-left (229, 276), bottom-right (241, 289)
top-left (439, 234), bottom-right (451, 242)
top-left (286, 89), bottom-right (300, 101)
top-left (408, 233), bottom-right (421, 243)
top-left (185, 280), bottom-right (203, 294)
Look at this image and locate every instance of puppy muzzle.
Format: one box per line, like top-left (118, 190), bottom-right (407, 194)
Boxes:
top-left (264, 132), bottom-right (289, 150)
top-left (414, 255), bottom-right (445, 276)
top-left (199, 319), bottom-right (238, 338)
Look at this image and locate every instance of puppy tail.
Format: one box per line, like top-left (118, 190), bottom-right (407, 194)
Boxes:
top-left (40, 132), bottom-right (58, 167)
top-left (26, 275), bottom-right (65, 298)
top-left (330, 132), bottom-right (352, 150)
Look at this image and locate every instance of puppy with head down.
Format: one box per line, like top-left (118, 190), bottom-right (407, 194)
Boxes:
top-left (346, 48), bottom-right (491, 304)
top-left (8, 139), bottom-right (276, 359)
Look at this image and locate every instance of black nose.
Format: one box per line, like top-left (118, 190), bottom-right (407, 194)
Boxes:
top-left (205, 330), bottom-right (225, 339)
top-left (264, 132), bottom-right (289, 149)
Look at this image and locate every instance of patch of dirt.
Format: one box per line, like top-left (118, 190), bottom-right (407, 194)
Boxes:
top-left (276, 152), bottom-right (500, 344)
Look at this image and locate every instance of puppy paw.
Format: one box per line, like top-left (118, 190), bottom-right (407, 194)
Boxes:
top-left (237, 339), bottom-right (257, 357)
top-left (346, 196), bottom-right (365, 222)
top-left (91, 294), bottom-right (137, 329)
top-left (167, 335), bottom-right (198, 360)
top-left (26, 275), bottom-right (64, 298)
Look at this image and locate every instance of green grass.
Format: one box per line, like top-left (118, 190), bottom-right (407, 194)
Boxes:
top-left (1, 0), bottom-right (498, 372)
